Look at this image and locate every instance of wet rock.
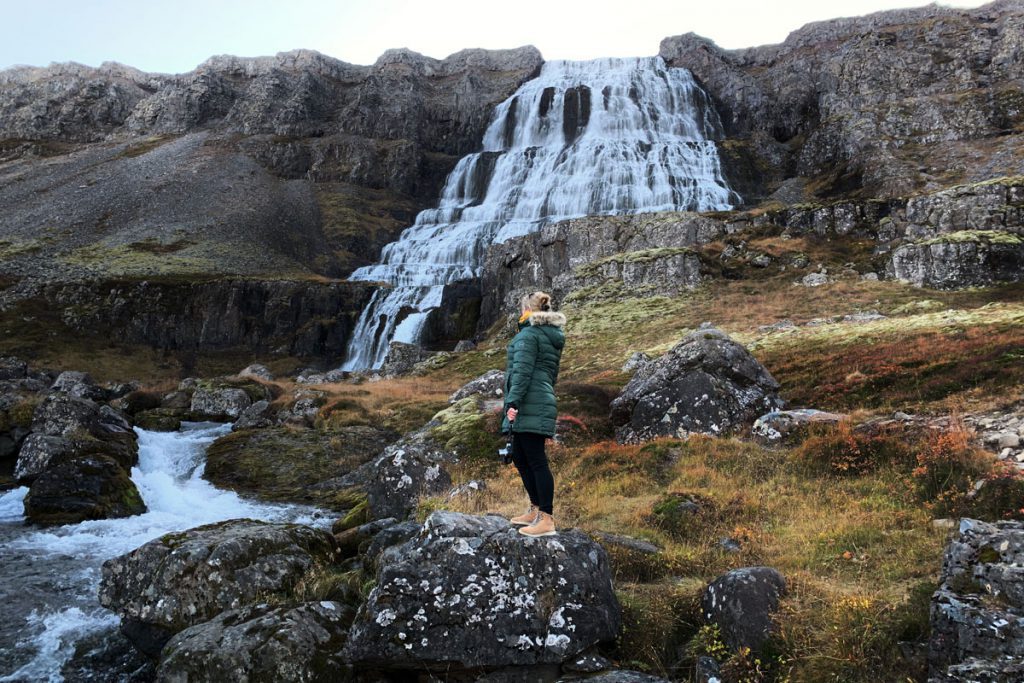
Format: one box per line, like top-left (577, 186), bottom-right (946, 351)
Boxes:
top-left (560, 652), bottom-right (611, 674)
top-left (449, 369), bottom-right (505, 404)
top-left (701, 567), bottom-right (787, 654)
top-left (99, 519), bottom-right (340, 657)
top-left (133, 408), bottom-right (182, 432)
top-left (189, 386), bottom-right (251, 421)
top-left (752, 408), bottom-right (847, 442)
top-left (13, 434), bottom-right (77, 482)
top-left (24, 455), bottom-right (146, 526)
top-left (928, 519), bottom-right (1024, 680)
top-left (157, 601), bottom-right (353, 682)
top-left (610, 326), bottom-right (783, 442)
top-left (343, 511), bottom-right (620, 671)
top-left (238, 363), bottom-right (274, 381)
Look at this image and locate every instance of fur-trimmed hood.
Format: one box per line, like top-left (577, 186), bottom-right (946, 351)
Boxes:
top-left (528, 310), bottom-right (567, 327)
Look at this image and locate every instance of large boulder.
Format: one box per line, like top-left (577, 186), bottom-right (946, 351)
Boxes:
top-left (99, 520), bottom-right (341, 657)
top-left (360, 425), bottom-right (455, 521)
top-left (156, 601), bottom-right (353, 682)
top-left (51, 370), bottom-right (107, 400)
top-left (343, 511), bottom-right (621, 673)
top-left (609, 326), bottom-right (783, 442)
top-left (449, 369), bottom-right (505, 404)
top-left (16, 394), bottom-right (138, 482)
top-left (189, 386), bottom-right (252, 421)
top-left (891, 231), bottom-right (1024, 289)
top-left (928, 519), bottom-right (1024, 681)
top-left (23, 454), bottom-right (146, 526)
top-left (701, 567), bottom-right (787, 654)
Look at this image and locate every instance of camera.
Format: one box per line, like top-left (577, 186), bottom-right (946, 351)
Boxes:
top-left (498, 439), bottom-right (513, 465)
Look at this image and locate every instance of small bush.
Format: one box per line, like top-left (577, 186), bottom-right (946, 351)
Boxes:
top-left (912, 425), bottom-right (991, 516)
top-left (967, 462), bottom-right (1024, 520)
top-left (791, 421), bottom-right (912, 476)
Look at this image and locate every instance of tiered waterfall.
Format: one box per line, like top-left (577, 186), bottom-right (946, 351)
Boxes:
top-left (341, 56), bottom-right (739, 370)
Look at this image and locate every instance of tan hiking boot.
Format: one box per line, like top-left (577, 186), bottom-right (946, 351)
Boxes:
top-left (510, 505), bottom-right (539, 526)
top-left (519, 512), bottom-right (556, 537)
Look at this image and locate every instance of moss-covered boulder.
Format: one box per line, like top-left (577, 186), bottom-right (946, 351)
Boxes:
top-left (204, 425), bottom-right (398, 509)
top-left (24, 454), bottom-right (146, 526)
top-left (133, 408), bottom-right (183, 431)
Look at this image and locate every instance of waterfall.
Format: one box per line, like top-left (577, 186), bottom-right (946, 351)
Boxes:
top-left (341, 56), bottom-right (739, 371)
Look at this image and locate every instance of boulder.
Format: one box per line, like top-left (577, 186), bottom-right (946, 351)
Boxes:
top-left (928, 519), bottom-right (1024, 681)
top-left (238, 363), bottom-right (274, 381)
top-left (232, 399), bottom-right (275, 430)
top-left (621, 352), bottom-right (651, 374)
top-left (204, 425), bottom-right (397, 509)
top-left (133, 408), bottom-right (182, 432)
top-left (99, 519), bottom-right (340, 657)
top-left (277, 390), bottom-right (325, 427)
top-left (380, 341), bottom-right (433, 377)
top-left (51, 370), bottom-right (107, 400)
top-left (449, 369), bottom-right (505, 404)
top-left (343, 511), bottom-right (621, 672)
top-left (359, 425), bottom-right (456, 520)
top-left (0, 357), bottom-right (28, 381)
top-left (752, 409), bottom-right (847, 442)
top-left (701, 567), bottom-right (787, 654)
top-left (160, 391), bottom-right (192, 410)
top-left (609, 326), bottom-right (783, 442)
top-left (31, 393), bottom-right (132, 438)
top-left (24, 454), bottom-right (146, 526)
top-left (13, 433), bottom-right (77, 482)
top-left (156, 601), bottom-right (352, 682)
top-left (189, 386), bottom-right (252, 421)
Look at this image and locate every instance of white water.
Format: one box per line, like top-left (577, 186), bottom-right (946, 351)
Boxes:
top-left (0, 422), bottom-right (327, 682)
top-left (341, 56), bottom-right (738, 370)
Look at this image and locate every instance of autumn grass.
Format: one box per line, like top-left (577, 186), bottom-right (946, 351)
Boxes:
top-left (429, 431), bottom-right (969, 680)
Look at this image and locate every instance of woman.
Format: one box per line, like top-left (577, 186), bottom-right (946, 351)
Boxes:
top-left (502, 291), bottom-right (565, 538)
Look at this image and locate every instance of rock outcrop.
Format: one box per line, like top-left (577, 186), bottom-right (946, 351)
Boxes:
top-left (610, 326), bottom-right (783, 442)
top-left (99, 520), bottom-right (340, 657)
top-left (344, 511), bottom-right (621, 673)
top-left (891, 230), bottom-right (1024, 288)
top-left (660, 1), bottom-right (1024, 200)
top-left (928, 518), bottom-right (1024, 681)
top-left (157, 601), bottom-right (353, 682)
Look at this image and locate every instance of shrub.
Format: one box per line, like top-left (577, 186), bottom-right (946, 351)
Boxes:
top-left (967, 462), bottom-right (1024, 520)
top-left (791, 421), bottom-right (912, 476)
top-left (911, 425), bottom-right (991, 516)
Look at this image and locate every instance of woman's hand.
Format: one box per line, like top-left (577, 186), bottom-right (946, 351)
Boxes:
top-left (506, 407), bottom-right (518, 422)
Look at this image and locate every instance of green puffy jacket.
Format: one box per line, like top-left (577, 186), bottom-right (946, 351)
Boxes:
top-left (501, 310), bottom-right (566, 436)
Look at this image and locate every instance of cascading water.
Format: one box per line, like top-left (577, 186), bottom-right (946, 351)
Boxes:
top-left (0, 422), bottom-right (327, 682)
top-left (341, 55), bottom-right (739, 371)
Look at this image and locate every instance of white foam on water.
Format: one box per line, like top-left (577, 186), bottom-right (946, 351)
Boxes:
top-left (0, 608), bottom-right (119, 683)
top-left (341, 56), bottom-right (739, 370)
top-left (0, 421), bottom-right (327, 680)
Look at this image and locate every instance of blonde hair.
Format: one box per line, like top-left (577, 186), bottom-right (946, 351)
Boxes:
top-left (519, 291), bottom-right (553, 313)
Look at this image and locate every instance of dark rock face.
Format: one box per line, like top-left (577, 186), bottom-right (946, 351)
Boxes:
top-left (481, 212), bottom-right (724, 327)
top-left (157, 601), bottom-right (353, 683)
top-left (660, 2), bottom-right (1024, 200)
top-left (98, 519), bottom-right (340, 657)
top-left (891, 232), bottom-right (1024, 288)
top-left (24, 454), bottom-right (146, 525)
top-left (343, 511), bottom-right (621, 672)
top-left (928, 518), bottom-right (1024, 681)
top-left (609, 326), bottom-right (783, 442)
top-left (701, 567), bottom-right (787, 654)
top-left (32, 278), bottom-right (377, 358)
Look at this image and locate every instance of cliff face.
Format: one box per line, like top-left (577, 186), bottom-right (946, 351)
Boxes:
top-left (0, 47), bottom-right (543, 284)
top-left (661, 0), bottom-right (1024, 201)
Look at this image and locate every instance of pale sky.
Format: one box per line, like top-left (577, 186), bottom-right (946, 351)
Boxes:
top-left (2, 0), bottom-right (993, 74)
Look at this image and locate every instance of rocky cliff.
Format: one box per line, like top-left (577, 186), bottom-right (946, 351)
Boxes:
top-left (661, 0), bottom-right (1024, 201)
top-left (0, 46), bottom-right (543, 287)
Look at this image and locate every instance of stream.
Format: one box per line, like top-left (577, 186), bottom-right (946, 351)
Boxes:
top-left (0, 421), bottom-right (327, 682)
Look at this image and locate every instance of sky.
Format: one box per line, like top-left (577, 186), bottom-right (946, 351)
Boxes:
top-left (2, 0), bottom-right (994, 74)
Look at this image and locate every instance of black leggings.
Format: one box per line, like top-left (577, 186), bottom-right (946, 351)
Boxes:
top-left (511, 431), bottom-right (554, 515)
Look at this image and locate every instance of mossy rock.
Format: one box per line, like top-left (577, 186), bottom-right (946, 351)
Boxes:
top-left (204, 425), bottom-right (397, 510)
top-left (429, 398), bottom-right (503, 462)
top-left (0, 396), bottom-right (39, 432)
top-left (24, 454), bottom-right (146, 526)
top-left (915, 230), bottom-right (1023, 247)
top-left (134, 408), bottom-right (184, 432)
